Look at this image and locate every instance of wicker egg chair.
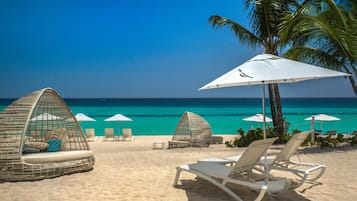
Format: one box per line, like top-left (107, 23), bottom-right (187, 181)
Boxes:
top-left (169, 111), bottom-right (212, 148)
top-left (0, 88), bottom-right (94, 181)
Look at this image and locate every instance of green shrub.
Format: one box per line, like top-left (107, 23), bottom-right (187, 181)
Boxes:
top-left (330, 138), bottom-right (339, 147)
top-left (337, 134), bottom-right (344, 143)
top-left (226, 127), bottom-right (276, 148)
top-left (317, 137), bottom-right (332, 148)
top-left (225, 140), bottom-right (234, 147)
top-left (351, 135), bottom-right (357, 146)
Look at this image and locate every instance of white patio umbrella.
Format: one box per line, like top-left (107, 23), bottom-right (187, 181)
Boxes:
top-left (305, 114), bottom-right (340, 121)
top-left (31, 113), bottom-right (62, 121)
top-left (243, 113), bottom-right (272, 129)
top-left (75, 113), bottom-right (96, 122)
top-left (243, 114), bottom-right (273, 123)
top-left (305, 114), bottom-right (340, 133)
top-left (104, 114), bottom-right (132, 136)
top-left (200, 53), bottom-right (350, 140)
top-left (243, 113), bottom-right (273, 130)
top-left (31, 113), bottom-right (63, 130)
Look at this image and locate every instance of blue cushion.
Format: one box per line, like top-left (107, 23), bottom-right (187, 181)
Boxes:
top-left (22, 144), bottom-right (41, 154)
top-left (47, 139), bottom-right (62, 152)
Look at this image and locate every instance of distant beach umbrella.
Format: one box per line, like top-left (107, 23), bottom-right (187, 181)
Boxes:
top-left (75, 113), bottom-right (96, 122)
top-left (305, 114), bottom-right (340, 121)
top-left (105, 114), bottom-right (132, 122)
top-left (305, 114), bottom-right (340, 132)
top-left (243, 114), bottom-right (273, 129)
top-left (104, 114), bottom-right (132, 136)
top-left (200, 53), bottom-right (350, 141)
top-left (31, 113), bottom-right (63, 130)
top-left (243, 114), bottom-right (272, 123)
top-left (31, 113), bottom-right (62, 121)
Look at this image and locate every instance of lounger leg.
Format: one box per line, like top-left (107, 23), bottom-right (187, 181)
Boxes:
top-left (290, 173), bottom-right (308, 189)
top-left (255, 187), bottom-right (268, 201)
top-left (307, 166), bottom-right (326, 182)
top-left (291, 166), bottom-right (325, 189)
top-left (173, 168), bottom-right (182, 186)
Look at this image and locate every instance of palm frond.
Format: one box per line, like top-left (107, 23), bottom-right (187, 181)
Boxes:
top-left (291, 13), bottom-right (354, 61)
top-left (283, 46), bottom-right (344, 70)
top-left (283, 45), bottom-right (357, 94)
top-left (208, 15), bottom-right (263, 47)
top-left (278, 0), bottom-right (313, 45)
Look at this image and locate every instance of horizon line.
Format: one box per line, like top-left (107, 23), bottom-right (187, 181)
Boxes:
top-left (1, 97), bottom-right (356, 100)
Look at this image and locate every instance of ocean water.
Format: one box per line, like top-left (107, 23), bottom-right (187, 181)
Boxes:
top-left (0, 98), bottom-right (356, 136)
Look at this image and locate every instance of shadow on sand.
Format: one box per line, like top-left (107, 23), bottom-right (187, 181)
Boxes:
top-left (301, 143), bottom-right (357, 155)
top-left (176, 178), bottom-right (312, 201)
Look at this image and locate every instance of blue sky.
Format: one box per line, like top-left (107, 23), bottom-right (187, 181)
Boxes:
top-left (0, 0), bottom-right (354, 98)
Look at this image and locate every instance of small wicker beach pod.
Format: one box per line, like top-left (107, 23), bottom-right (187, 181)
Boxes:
top-left (172, 111), bottom-right (212, 147)
top-left (0, 88), bottom-right (94, 181)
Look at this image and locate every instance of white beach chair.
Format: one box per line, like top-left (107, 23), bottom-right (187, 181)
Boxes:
top-left (174, 138), bottom-right (290, 201)
top-left (85, 128), bottom-right (96, 142)
top-left (205, 131), bottom-right (326, 189)
top-left (120, 128), bottom-right (134, 141)
top-left (259, 131), bottom-right (326, 188)
top-left (104, 128), bottom-right (116, 141)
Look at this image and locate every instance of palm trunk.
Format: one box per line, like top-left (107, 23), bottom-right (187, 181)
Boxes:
top-left (274, 83), bottom-right (285, 142)
top-left (268, 84), bottom-right (277, 129)
top-left (348, 76), bottom-right (357, 94)
top-left (268, 83), bottom-right (285, 143)
top-left (349, 62), bottom-right (357, 94)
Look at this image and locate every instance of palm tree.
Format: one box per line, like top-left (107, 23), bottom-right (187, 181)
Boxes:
top-left (279, 0), bottom-right (357, 93)
top-left (209, 0), bottom-right (298, 142)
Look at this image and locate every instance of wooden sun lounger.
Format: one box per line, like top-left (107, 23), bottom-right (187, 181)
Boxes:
top-left (168, 140), bottom-right (190, 149)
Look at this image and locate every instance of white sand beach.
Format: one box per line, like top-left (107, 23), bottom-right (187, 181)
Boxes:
top-left (1, 135), bottom-right (357, 201)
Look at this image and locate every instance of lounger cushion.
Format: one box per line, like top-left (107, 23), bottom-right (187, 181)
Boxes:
top-left (22, 150), bottom-right (94, 164)
top-left (47, 139), bottom-right (62, 152)
top-left (26, 142), bottom-right (48, 151)
top-left (22, 144), bottom-right (41, 154)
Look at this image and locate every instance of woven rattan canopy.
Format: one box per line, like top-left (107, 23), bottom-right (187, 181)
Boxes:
top-left (172, 111), bottom-right (212, 147)
top-left (0, 88), bottom-right (94, 181)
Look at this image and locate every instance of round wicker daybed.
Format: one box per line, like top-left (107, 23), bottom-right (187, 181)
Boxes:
top-left (0, 88), bottom-right (95, 181)
top-left (168, 111), bottom-right (212, 148)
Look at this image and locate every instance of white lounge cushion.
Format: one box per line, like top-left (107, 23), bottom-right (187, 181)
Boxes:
top-left (22, 150), bottom-right (93, 164)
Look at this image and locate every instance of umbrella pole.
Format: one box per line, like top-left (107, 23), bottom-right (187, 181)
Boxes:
top-left (311, 115), bottom-right (315, 145)
top-left (118, 123), bottom-right (120, 140)
top-left (262, 83), bottom-right (266, 139)
top-left (262, 82), bottom-right (269, 181)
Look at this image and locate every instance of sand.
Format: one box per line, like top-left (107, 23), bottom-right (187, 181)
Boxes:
top-left (1, 135), bottom-right (357, 201)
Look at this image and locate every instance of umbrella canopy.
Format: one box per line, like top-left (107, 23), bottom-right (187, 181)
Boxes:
top-left (243, 114), bottom-right (272, 123)
top-left (104, 114), bottom-right (132, 136)
top-left (305, 114), bottom-right (340, 133)
top-left (200, 53), bottom-right (350, 139)
top-left (75, 113), bottom-right (96, 121)
top-left (305, 114), bottom-right (340, 121)
top-left (200, 54), bottom-right (349, 89)
top-left (104, 114), bottom-right (132, 122)
top-left (31, 113), bottom-right (62, 121)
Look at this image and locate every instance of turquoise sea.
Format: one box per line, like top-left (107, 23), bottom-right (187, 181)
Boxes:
top-left (0, 98), bottom-right (356, 136)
